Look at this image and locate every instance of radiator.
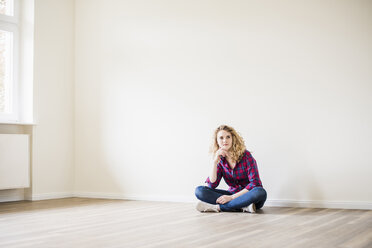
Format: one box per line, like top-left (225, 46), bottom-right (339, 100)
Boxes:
top-left (0, 134), bottom-right (30, 190)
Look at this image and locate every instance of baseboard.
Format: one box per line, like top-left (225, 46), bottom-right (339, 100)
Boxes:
top-left (31, 192), bottom-right (74, 201)
top-left (265, 199), bottom-right (372, 210)
top-left (73, 192), bottom-right (372, 210)
top-left (73, 192), bottom-right (195, 203)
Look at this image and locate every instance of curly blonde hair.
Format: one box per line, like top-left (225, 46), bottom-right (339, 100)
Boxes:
top-left (209, 125), bottom-right (246, 163)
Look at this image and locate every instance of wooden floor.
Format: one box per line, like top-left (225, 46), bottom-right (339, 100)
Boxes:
top-left (0, 198), bottom-right (371, 248)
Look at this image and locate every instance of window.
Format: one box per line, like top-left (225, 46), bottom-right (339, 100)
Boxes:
top-left (0, 0), bottom-right (18, 122)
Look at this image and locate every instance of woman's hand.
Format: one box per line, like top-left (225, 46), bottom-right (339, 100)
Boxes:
top-left (216, 195), bottom-right (233, 204)
top-left (213, 148), bottom-right (230, 164)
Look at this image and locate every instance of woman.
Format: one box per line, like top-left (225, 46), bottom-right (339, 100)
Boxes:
top-left (195, 125), bottom-right (267, 213)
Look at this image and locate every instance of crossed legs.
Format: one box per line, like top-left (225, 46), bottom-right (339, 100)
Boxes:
top-left (195, 186), bottom-right (267, 212)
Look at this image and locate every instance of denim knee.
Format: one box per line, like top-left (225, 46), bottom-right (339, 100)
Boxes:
top-left (254, 187), bottom-right (267, 209)
top-left (195, 185), bottom-right (206, 200)
top-left (257, 187), bottom-right (267, 199)
top-left (251, 187), bottom-right (267, 198)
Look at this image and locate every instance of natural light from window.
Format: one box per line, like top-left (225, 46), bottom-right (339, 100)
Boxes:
top-left (0, 0), bottom-right (16, 118)
top-left (0, 29), bottom-right (13, 113)
top-left (0, 0), bottom-right (13, 16)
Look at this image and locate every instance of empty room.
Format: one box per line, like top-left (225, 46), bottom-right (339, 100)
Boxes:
top-left (0, 0), bottom-right (371, 247)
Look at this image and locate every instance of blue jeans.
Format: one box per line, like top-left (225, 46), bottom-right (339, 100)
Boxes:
top-left (195, 186), bottom-right (267, 212)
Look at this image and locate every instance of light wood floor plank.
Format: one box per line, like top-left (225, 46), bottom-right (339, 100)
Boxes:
top-left (0, 198), bottom-right (371, 248)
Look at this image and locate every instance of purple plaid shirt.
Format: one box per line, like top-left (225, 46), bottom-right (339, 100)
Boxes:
top-left (205, 150), bottom-right (263, 193)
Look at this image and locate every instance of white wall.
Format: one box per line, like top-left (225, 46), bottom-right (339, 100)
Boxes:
top-left (74, 0), bottom-right (372, 207)
top-left (31, 0), bottom-right (75, 199)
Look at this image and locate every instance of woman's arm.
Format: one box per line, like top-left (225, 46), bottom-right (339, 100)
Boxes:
top-left (205, 160), bottom-right (222, 188)
top-left (216, 188), bottom-right (248, 204)
top-left (205, 148), bottom-right (227, 187)
top-left (209, 160), bottom-right (219, 183)
top-left (244, 154), bottom-right (262, 191)
top-left (232, 188), bottom-right (249, 199)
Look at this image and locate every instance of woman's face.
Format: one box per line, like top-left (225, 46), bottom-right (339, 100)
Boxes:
top-left (217, 130), bottom-right (233, 150)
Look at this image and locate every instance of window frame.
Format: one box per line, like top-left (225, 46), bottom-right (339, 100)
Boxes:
top-left (0, 0), bottom-right (19, 123)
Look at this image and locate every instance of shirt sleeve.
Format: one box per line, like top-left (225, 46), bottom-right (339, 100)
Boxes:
top-left (205, 163), bottom-right (222, 189)
top-left (245, 153), bottom-right (262, 191)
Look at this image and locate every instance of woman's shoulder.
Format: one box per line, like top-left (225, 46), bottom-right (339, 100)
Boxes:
top-left (238, 150), bottom-right (251, 162)
top-left (243, 150), bottom-right (256, 161)
top-left (243, 150), bottom-right (252, 157)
